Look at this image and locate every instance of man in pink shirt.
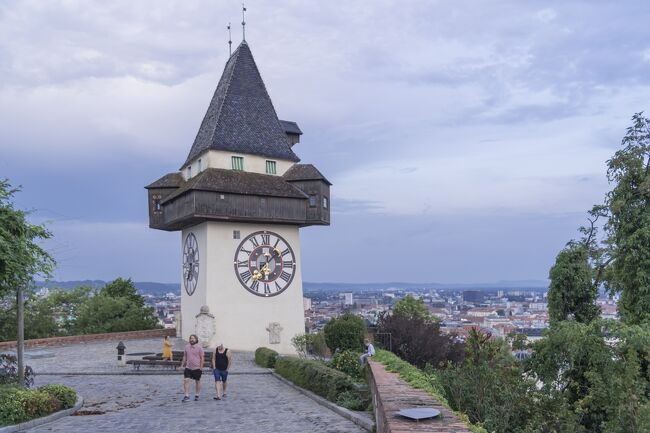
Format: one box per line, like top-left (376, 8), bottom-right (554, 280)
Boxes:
top-left (181, 334), bottom-right (204, 402)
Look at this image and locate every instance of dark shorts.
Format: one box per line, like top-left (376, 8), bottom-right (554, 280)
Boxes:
top-left (184, 368), bottom-right (202, 381)
top-left (213, 369), bottom-right (228, 382)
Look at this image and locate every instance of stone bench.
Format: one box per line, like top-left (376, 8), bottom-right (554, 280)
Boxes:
top-left (368, 360), bottom-right (473, 433)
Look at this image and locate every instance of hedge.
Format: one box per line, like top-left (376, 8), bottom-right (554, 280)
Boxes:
top-left (275, 356), bottom-right (368, 410)
top-left (0, 384), bottom-right (77, 426)
top-left (254, 347), bottom-right (279, 368)
top-left (39, 384), bottom-right (77, 409)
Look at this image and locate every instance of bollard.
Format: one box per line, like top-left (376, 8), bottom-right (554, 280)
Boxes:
top-left (117, 341), bottom-right (126, 367)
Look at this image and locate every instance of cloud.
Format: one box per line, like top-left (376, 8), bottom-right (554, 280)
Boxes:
top-left (43, 219), bottom-right (179, 282)
top-left (3, 0), bottom-right (650, 283)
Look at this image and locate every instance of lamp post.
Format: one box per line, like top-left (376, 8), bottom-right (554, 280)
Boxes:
top-left (116, 341), bottom-right (126, 367)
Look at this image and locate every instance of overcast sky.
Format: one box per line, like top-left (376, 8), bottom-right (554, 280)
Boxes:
top-left (1, 0), bottom-right (649, 284)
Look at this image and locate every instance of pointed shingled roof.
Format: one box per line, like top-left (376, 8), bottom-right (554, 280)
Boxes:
top-left (182, 42), bottom-right (300, 168)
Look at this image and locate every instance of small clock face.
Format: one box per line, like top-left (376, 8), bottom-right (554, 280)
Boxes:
top-left (183, 233), bottom-right (199, 296)
top-left (234, 230), bottom-right (296, 297)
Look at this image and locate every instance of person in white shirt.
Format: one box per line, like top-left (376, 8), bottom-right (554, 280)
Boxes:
top-left (359, 339), bottom-right (375, 367)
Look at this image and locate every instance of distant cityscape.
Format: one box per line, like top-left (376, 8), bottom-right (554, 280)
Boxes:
top-left (35, 280), bottom-right (619, 342)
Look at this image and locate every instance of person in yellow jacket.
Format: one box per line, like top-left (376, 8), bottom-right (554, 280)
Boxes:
top-left (162, 335), bottom-right (173, 361)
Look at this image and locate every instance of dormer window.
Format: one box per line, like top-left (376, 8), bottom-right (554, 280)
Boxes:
top-left (198, 159), bottom-right (202, 172)
top-left (265, 160), bottom-right (277, 175)
top-left (232, 156), bottom-right (244, 171)
top-left (187, 166), bottom-right (192, 178)
top-left (323, 196), bottom-right (329, 209)
top-left (309, 195), bottom-right (317, 207)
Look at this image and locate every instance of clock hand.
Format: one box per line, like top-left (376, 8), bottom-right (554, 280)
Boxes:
top-left (262, 263), bottom-right (271, 279)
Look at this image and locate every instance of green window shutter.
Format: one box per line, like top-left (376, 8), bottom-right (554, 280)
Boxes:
top-left (265, 160), bottom-right (277, 174)
top-left (231, 156), bottom-right (244, 171)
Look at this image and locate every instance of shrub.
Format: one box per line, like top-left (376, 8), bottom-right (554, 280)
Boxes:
top-left (335, 390), bottom-right (367, 411)
top-left (329, 350), bottom-right (363, 379)
top-left (254, 347), bottom-right (279, 368)
top-left (323, 313), bottom-right (365, 352)
top-left (0, 354), bottom-right (19, 385)
top-left (291, 334), bottom-right (309, 358)
top-left (0, 354), bottom-right (34, 387)
top-left (376, 312), bottom-right (465, 369)
top-left (275, 357), bottom-right (369, 410)
top-left (39, 384), bottom-right (77, 409)
top-left (438, 330), bottom-right (535, 433)
top-left (292, 332), bottom-right (330, 360)
top-left (0, 386), bottom-right (58, 426)
top-left (307, 331), bottom-right (330, 359)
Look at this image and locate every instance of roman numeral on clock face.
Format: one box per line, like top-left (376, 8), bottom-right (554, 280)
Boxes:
top-left (261, 233), bottom-right (270, 245)
top-left (240, 270), bottom-right (251, 283)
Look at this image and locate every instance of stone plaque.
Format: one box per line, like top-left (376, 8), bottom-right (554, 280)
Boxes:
top-left (266, 322), bottom-right (283, 344)
top-left (195, 305), bottom-right (216, 348)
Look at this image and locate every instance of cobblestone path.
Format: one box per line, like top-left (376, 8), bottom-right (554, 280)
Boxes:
top-left (31, 374), bottom-right (366, 433)
top-left (18, 339), bottom-right (368, 433)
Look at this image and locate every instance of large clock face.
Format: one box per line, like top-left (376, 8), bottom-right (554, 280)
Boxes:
top-left (234, 230), bottom-right (296, 297)
top-left (183, 233), bottom-right (199, 296)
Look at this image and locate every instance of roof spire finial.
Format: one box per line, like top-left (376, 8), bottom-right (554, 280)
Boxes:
top-left (241, 3), bottom-right (247, 41)
top-left (227, 22), bottom-right (232, 56)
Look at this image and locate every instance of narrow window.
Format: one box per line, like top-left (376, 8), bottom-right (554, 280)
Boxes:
top-left (231, 156), bottom-right (244, 171)
top-left (187, 166), bottom-right (192, 178)
top-left (233, 230), bottom-right (240, 240)
top-left (198, 158), bottom-right (202, 172)
top-left (265, 160), bottom-right (277, 175)
top-left (323, 196), bottom-right (329, 209)
top-left (153, 195), bottom-right (162, 214)
top-left (309, 195), bottom-right (317, 207)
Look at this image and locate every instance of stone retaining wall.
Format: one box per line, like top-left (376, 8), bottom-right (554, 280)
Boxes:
top-left (0, 328), bottom-right (176, 351)
top-left (368, 360), bottom-right (473, 433)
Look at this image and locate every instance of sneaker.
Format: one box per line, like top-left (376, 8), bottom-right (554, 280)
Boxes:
top-left (194, 395), bottom-right (199, 401)
top-left (182, 396), bottom-right (190, 402)
top-left (222, 393), bottom-right (227, 398)
top-left (213, 396), bottom-right (221, 401)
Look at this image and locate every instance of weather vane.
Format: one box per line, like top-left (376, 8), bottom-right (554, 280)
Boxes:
top-left (242, 3), bottom-right (247, 41)
top-left (227, 22), bottom-right (232, 56)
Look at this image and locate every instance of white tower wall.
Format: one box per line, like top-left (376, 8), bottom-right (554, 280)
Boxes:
top-left (181, 221), bottom-right (304, 354)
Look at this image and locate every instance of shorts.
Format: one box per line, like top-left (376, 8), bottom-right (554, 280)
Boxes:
top-left (184, 368), bottom-right (202, 381)
top-left (213, 369), bottom-right (228, 382)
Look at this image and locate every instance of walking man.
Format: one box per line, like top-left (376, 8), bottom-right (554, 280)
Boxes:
top-left (359, 338), bottom-right (375, 368)
top-left (211, 343), bottom-right (232, 400)
top-left (181, 334), bottom-right (204, 402)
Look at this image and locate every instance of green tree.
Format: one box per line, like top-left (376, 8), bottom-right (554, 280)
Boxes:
top-left (0, 179), bottom-right (55, 385)
top-left (44, 286), bottom-right (93, 334)
top-left (603, 113), bottom-right (650, 325)
top-left (527, 320), bottom-right (650, 433)
top-left (392, 295), bottom-right (435, 322)
top-left (440, 329), bottom-right (535, 433)
top-left (74, 293), bottom-right (159, 334)
top-left (0, 180), bottom-right (54, 297)
top-left (100, 278), bottom-right (144, 306)
top-left (0, 293), bottom-right (58, 341)
top-left (547, 243), bottom-right (601, 324)
top-left (323, 313), bottom-right (365, 352)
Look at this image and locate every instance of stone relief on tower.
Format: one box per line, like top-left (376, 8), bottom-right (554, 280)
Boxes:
top-left (266, 322), bottom-right (283, 344)
top-left (195, 305), bottom-right (216, 348)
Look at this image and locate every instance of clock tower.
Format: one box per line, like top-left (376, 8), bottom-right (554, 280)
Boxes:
top-left (145, 41), bottom-right (330, 354)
